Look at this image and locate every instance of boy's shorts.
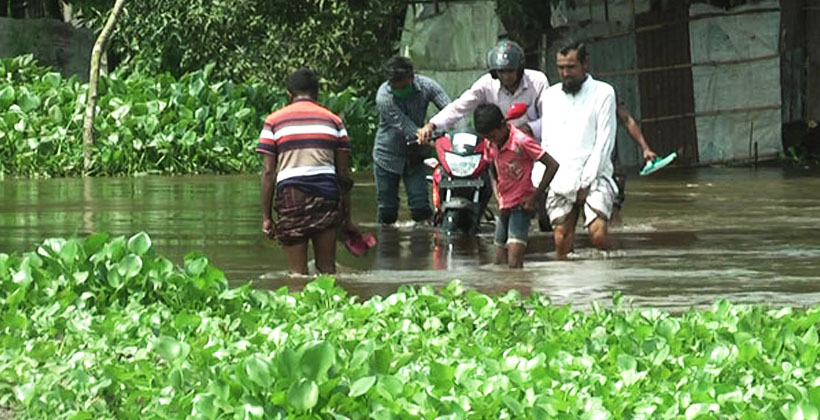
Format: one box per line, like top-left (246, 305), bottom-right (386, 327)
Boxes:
top-left (494, 206), bottom-right (533, 247)
top-left (547, 177), bottom-right (616, 228)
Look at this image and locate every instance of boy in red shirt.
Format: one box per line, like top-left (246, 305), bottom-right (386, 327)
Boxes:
top-left (475, 104), bottom-right (559, 268)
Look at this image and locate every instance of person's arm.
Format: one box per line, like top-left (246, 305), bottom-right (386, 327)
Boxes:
top-left (580, 88), bottom-right (617, 189)
top-left (419, 77), bottom-right (489, 142)
top-left (261, 153), bottom-right (277, 239)
top-left (489, 164), bottom-right (500, 203)
top-left (428, 77), bottom-right (452, 112)
top-left (536, 153), bottom-right (559, 194)
top-left (519, 134), bottom-right (558, 212)
top-left (335, 148), bottom-right (359, 235)
top-left (617, 103), bottom-right (657, 162)
top-left (376, 86), bottom-right (422, 141)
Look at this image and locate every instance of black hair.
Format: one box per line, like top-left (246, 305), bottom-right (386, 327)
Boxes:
top-left (474, 103), bottom-right (505, 135)
top-left (383, 56), bottom-right (414, 81)
top-left (287, 68), bottom-right (319, 98)
top-left (558, 40), bottom-right (589, 63)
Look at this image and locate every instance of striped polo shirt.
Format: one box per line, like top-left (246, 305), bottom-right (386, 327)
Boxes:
top-left (256, 99), bottom-right (350, 199)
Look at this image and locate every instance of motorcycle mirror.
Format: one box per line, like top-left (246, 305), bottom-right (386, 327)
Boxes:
top-left (506, 102), bottom-right (528, 120)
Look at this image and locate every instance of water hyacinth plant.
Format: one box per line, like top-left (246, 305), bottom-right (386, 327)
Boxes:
top-left (0, 55), bottom-right (378, 177)
top-left (1, 233), bottom-right (819, 419)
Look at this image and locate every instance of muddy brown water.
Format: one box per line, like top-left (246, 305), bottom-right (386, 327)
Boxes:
top-left (2, 168), bottom-right (819, 311)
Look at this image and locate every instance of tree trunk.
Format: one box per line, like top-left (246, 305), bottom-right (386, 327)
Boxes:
top-left (82, 0), bottom-right (126, 175)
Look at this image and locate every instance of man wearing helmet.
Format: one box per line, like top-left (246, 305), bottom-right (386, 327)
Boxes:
top-left (416, 39), bottom-right (549, 143)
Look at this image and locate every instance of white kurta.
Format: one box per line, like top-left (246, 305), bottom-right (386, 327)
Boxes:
top-left (532, 75), bottom-right (618, 200)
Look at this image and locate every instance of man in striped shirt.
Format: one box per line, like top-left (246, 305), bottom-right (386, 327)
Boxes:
top-left (373, 56), bottom-right (451, 225)
top-left (258, 69), bottom-right (358, 274)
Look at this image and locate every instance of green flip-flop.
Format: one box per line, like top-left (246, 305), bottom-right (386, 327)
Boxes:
top-left (640, 152), bottom-right (677, 176)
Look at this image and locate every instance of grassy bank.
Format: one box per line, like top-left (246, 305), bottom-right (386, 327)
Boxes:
top-left (0, 55), bottom-right (376, 178)
top-left (1, 233), bottom-right (819, 419)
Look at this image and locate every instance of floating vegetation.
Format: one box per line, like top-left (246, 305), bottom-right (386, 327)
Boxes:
top-left (1, 233), bottom-right (819, 419)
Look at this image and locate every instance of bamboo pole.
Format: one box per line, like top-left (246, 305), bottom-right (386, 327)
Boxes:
top-left (82, 0), bottom-right (127, 175)
top-left (577, 6), bottom-right (781, 44)
top-left (641, 104), bottom-right (781, 124)
top-left (595, 53), bottom-right (781, 78)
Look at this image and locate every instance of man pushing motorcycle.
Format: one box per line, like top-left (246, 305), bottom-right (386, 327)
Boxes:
top-left (416, 39), bottom-right (550, 143)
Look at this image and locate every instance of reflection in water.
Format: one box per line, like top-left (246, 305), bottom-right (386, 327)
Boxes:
top-left (2, 168), bottom-right (820, 310)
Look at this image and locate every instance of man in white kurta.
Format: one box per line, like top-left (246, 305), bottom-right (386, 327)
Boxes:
top-left (539, 42), bottom-right (618, 259)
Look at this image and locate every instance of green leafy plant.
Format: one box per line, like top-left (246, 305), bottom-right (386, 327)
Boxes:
top-left (2, 233), bottom-right (820, 419)
top-left (0, 55), bottom-right (377, 176)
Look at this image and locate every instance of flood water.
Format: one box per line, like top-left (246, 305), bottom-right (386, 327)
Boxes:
top-left (2, 168), bottom-right (819, 311)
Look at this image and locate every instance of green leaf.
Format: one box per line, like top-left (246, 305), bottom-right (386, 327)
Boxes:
top-left (154, 336), bottom-right (190, 362)
top-left (112, 103), bottom-right (131, 121)
top-left (277, 348), bottom-right (300, 380)
top-left (685, 403), bottom-right (718, 420)
top-left (349, 376), bottom-right (376, 397)
top-left (127, 232), bottom-right (152, 256)
top-left (83, 233), bottom-right (109, 255)
top-left (288, 379), bottom-right (319, 412)
top-left (174, 312), bottom-right (202, 330)
top-left (502, 395), bottom-right (523, 416)
top-left (244, 355), bottom-right (274, 388)
top-left (18, 91), bottom-right (41, 112)
top-left (617, 353), bottom-right (637, 372)
top-left (430, 361), bottom-right (455, 390)
top-left (185, 254), bottom-right (208, 276)
top-left (780, 402), bottom-right (819, 420)
top-left (6, 285), bottom-right (26, 307)
top-left (301, 340), bottom-right (335, 380)
top-left (15, 382), bottom-right (36, 406)
top-left (42, 72), bottom-right (62, 88)
top-left (238, 399), bottom-right (265, 420)
top-left (189, 77), bottom-right (205, 97)
top-left (117, 254), bottom-right (143, 280)
top-left (0, 85), bottom-right (14, 109)
top-left (802, 327), bottom-right (819, 346)
top-left (59, 239), bottom-right (79, 265)
top-left (350, 340), bottom-right (374, 368)
top-left (192, 393), bottom-right (217, 419)
top-left (48, 105), bottom-right (63, 124)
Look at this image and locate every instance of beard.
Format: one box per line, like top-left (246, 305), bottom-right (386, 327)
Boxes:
top-left (561, 75), bottom-right (588, 95)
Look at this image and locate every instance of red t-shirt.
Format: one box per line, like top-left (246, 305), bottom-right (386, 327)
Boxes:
top-left (482, 124), bottom-right (545, 210)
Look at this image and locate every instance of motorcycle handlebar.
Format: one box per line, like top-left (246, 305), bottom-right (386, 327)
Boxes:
top-left (406, 131), bottom-right (445, 146)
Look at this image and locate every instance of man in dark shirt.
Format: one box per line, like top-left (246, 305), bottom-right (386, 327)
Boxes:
top-left (373, 56), bottom-right (451, 225)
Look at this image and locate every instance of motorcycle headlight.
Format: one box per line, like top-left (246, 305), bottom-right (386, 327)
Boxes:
top-left (444, 152), bottom-right (482, 177)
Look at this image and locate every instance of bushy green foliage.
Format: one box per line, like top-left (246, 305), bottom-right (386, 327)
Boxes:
top-left (2, 233), bottom-right (820, 419)
top-left (0, 55), bottom-right (377, 177)
top-left (74, 0), bottom-right (406, 94)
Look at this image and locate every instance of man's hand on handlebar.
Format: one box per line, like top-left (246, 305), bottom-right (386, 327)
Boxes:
top-left (416, 123), bottom-right (436, 145)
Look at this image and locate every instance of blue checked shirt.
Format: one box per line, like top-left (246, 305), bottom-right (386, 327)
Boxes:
top-left (373, 75), bottom-right (451, 174)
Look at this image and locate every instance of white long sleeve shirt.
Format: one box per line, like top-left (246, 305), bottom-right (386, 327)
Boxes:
top-left (534, 75), bottom-right (617, 198)
top-left (428, 69), bottom-right (549, 138)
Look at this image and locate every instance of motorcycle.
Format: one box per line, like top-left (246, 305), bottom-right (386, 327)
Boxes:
top-left (411, 103), bottom-right (529, 235)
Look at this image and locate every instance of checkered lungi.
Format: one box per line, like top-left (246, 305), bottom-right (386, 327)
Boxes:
top-left (274, 186), bottom-right (341, 246)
